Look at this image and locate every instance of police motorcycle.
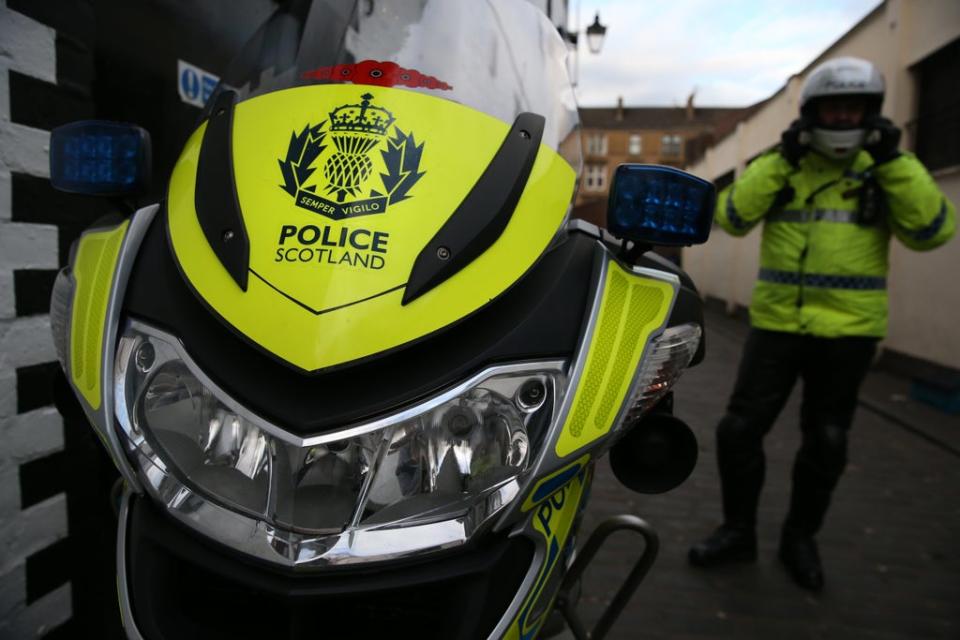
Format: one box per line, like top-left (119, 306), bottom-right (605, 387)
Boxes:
top-left (48, 1), bottom-right (715, 638)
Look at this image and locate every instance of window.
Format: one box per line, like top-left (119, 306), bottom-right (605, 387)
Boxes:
top-left (583, 164), bottom-right (607, 192)
top-left (585, 133), bottom-right (608, 156)
top-left (661, 134), bottom-right (682, 157)
top-left (914, 37), bottom-right (960, 171)
top-left (628, 134), bottom-right (642, 155)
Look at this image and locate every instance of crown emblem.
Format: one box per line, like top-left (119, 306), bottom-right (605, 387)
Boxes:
top-left (328, 93), bottom-right (395, 136)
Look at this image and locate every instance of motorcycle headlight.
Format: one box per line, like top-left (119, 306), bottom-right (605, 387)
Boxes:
top-left (115, 321), bottom-right (565, 536)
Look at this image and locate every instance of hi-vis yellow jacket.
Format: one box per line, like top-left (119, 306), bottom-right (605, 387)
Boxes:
top-left (715, 150), bottom-right (955, 337)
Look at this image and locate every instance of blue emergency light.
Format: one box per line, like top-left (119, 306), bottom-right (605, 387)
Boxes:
top-left (607, 164), bottom-right (715, 246)
top-left (49, 121), bottom-right (151, 196)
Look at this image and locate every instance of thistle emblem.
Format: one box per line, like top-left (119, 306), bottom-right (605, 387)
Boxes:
top-left (324, 93), bottom-right (395, 202)
top-left (278, 92), bottom-right (424, 220)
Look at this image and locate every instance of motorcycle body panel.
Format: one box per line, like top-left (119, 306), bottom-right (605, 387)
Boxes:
top-left (68, 221), bottom-right (129, 409)
top-left (168, 83), bottom-right (575, 374)
top-left (554, 260), bottom-right (675, 458)
top-left (501, 460), bottom-right (592, 640)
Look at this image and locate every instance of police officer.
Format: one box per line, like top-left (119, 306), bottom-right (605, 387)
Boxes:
top-left (688, 57), bottom-right (956, 590)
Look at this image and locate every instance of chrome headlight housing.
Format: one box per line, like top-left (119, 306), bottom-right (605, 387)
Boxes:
top-left (114, 320), bottom-right (565, 564)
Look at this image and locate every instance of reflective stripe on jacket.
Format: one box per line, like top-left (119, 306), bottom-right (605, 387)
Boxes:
top-left (715, 149), bottom-right (956, 337)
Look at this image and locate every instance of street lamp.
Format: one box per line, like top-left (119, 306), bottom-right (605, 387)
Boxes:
top-left (585, 12), bottom-right (607, 54)
top-left (561, 9), bottom-right (608, 86)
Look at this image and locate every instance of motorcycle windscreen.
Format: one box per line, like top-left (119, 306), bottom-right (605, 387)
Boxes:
top-left (167, 0), bottom-right (580, 372)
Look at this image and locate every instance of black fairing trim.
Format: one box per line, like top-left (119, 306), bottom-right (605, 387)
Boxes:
top-left (195, 89), bottom-right (249, 290)
top-left (123, 211), bottom-right (596, 435)
top-left (403, 112), bottom-right (546, 304)
top-left (126, 494), bottom-right (533, 640)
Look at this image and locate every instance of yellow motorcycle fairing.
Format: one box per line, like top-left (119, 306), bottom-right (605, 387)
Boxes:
top-left (506, 463), bottom-right (590, 640)
top-left (556, 259), bottom-right (675, 458)
top-left (167, 84), bottom-right (575, 372)
top-left (69, 221), bottom-right (129, 409)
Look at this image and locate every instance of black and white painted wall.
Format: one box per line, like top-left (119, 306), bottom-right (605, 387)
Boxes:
top-left (1, 3), bottom-right (87, 636)
top-left (0, 1), bottom-right (276, 636)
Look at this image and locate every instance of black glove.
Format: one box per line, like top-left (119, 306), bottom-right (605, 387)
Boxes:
top-left (863, 115), bottom-right (901, 165)
top-left (780, 118), bottom-right (812, 167)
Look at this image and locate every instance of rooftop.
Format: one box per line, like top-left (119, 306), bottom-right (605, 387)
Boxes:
top-left (578, 103), bottom-right (753, 131)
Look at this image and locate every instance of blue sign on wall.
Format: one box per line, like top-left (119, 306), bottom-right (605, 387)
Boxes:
top-left (178, 60), bottom-right (220, 108)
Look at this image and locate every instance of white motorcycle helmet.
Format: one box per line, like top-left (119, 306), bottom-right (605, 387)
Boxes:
top-left (800, 57), bottom-right (885, 160)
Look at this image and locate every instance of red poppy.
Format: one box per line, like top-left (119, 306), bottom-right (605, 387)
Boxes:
top-left (301, 60), bottom-right (453, 90)
top-left (331, 64), bottom-right (354, 80)
top-left (302, 66), bottom-right (332, 80)
top-left (398, 69), bottom-right (421, 88)
top-left (355, 60), bottom-right (401, 87)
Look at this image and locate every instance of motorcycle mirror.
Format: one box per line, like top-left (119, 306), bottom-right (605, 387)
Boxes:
top-left (607, 164), bottom-right (715, 246)
top-left (609, 412), bottom-right (699, 494)
top-left (49, 121), bottom-right (152, 196)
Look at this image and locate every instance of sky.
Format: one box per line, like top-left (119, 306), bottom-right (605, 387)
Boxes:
top-left (572, 0), bottom-right (883, 107)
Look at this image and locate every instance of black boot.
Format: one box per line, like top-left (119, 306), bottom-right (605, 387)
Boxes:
top-left (688, 525), bottom-right (757, 567)
top-left (778, 532), bottom-right (824, 591)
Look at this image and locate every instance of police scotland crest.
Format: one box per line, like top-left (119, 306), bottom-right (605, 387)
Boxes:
top-left (278, 92), bottom-right (425, 220)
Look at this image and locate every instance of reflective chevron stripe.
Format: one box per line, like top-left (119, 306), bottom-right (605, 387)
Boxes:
top-left (758, 268), bottom-right (886, 290)
top-left (910, 199), bottom-right (948, 242)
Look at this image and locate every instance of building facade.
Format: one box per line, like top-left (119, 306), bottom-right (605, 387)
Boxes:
top-left (683, 0), bottom-right (960, 371)
top-left (573, 97), bottom-right (755, 226)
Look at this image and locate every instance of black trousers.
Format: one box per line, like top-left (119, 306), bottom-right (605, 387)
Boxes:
top-left (716, 329), bottom-right (877, 537)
